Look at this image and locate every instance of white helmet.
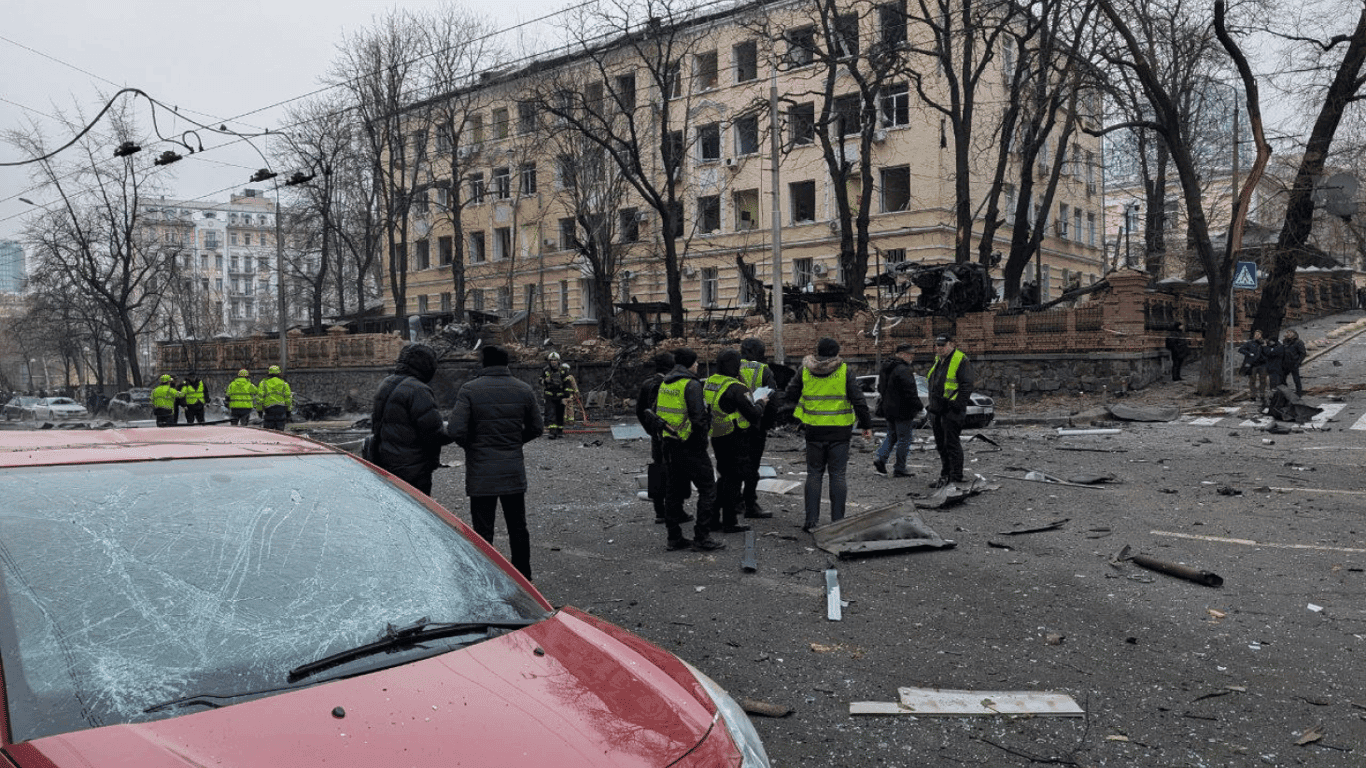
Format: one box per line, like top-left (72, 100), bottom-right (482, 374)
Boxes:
top-left (547, 351), bottom-right (561, 362)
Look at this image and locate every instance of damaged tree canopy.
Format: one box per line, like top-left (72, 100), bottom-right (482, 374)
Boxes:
top-left (875, 261), bottom-right (996, 318)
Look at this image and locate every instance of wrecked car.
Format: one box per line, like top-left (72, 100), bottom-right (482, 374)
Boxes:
top-left (0, 427), bottom-right (771, 768)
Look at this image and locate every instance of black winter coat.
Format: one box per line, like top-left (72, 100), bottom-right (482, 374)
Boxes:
top-left (372, 373), bottom-right (452, 487)
top-left (449, 366), bottom-right (544, 496)
top-left (878, 358), bottom-right (923, 421)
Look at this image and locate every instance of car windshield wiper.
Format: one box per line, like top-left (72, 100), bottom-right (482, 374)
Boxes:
top-left (287, 617), bottom-right (540, 683)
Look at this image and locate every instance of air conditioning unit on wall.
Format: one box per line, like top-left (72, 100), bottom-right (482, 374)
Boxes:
top-left (812, 263), bottom-right (828, 276)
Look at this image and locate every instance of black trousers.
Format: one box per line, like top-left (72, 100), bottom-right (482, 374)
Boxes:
top-left (711, 429), bottom-right (750, 527)
top-left (662, 438), bottom-right (717, 543)
top-left (930, 409), bottom-right (965, 481)
top-left (741, 427), bottom-right (768, 510)
top-left (544, 397), bottom-right (565, 433)
top-left (229, 408), bottom-right (252, 426)
top-left (154, 407), bottom-right (174, 427)
top-left (185, 403), bottom-right (206, 424)
top-left (470, 494), bottom-right (531, 580)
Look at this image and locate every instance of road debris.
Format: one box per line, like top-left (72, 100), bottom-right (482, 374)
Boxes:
top-left (739, 697), bottom-right (792, 718)
top-left (913, 474), bottom-right (997, 508)
top-left (741, 530), bottom-right (757, 572)
top-left (1115, 544), bottom-right (1224, 587)
top-left (810, 503), bottom-right (956, 557)
top-left (1106, 403), bottom-right (1180, 422)
top-left (997, 518), bottom-right (1068, 536)
top-left (850, 687), bottom-right (1085, 717)
top-left (825, 569), bottom-right (842, 621)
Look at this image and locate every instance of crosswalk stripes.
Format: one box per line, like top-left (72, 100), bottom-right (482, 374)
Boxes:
top-left (1184, 402), bottom-right (1353, 429)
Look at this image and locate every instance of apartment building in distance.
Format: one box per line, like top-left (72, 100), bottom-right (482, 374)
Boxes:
top-left (0, 240), bottom-right (24, 294)
top-left (389, 0), bottom-right (1108, 335)
top-left (141, 190), bottom-right (309, 338)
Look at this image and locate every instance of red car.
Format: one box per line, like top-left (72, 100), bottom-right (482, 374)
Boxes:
top-left (0, 427), bottom-right (769, 767)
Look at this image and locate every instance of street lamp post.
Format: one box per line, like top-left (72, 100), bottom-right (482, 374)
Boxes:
top-left (250, 169), bottom-right (288, 372)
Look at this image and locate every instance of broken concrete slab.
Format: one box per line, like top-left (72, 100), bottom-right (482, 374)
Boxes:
top-left (811, 502), bottom-right (957, 557)
top-left (756, 478), bottom-right (803, 495)
top-left (1107, 403), bottom-right (1181, 422)
top-left (851, 687), bottom-right (1085, 716)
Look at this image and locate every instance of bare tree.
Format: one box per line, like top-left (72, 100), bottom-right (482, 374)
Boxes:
top-left (330, 10), bottom-right (428, 337)
top-left (530, 0), bottom-right (709, 338)
top-left (5, 98), bottom-right (174, 388)
top-left (1250, 0), bottom-right (1366, 335)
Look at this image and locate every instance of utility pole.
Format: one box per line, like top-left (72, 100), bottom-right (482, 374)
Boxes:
top-left (769, 66), bottom-right (785, 364)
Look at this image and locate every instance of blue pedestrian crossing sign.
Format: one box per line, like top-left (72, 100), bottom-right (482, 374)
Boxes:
top-left (1233, 261), bottom-right (1258, 290)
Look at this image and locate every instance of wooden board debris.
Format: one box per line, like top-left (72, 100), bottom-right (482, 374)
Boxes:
top-left (851, 687), bottom-right (1085, 717)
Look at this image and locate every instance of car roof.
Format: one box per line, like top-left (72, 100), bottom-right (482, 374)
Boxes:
top-left (0, 427), bottom-right (337, 469)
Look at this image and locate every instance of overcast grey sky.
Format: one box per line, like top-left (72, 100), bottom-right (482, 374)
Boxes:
top-left (0, 0), bottom-right (565, 243)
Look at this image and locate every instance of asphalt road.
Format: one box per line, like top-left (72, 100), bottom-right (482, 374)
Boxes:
top-left (430, 311), bottom-right (1366, 767)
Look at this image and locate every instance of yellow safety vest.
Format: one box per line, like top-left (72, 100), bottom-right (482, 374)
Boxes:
top-left (654, 378), bottom-right (692, 441)
top-left (927, 349), bottom-right (966, 400)
top-left (226, 377), bottom-right (257, 409)
top-left (740, 360), bottom-right (769, 392)
top-left (151, 384), bottom-right (181, 410)
top-left (257, 376), bottom-right (292, 410)
top-left (182, 381), bottom-right (206, 405)
top-left (795, 364), bottom-right (855, 427)
top-left (703, 374), bottom-right (749, 437)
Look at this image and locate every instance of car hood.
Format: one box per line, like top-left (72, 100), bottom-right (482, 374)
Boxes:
top-left (7, 608), bottom-right (730, 768)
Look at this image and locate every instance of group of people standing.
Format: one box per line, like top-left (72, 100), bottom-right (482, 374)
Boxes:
top-left (369, 343), bottom-right (542, 581)
top-left (633, 333), bottom-right (977, 549)
top-left (1238, 328), bottom-right (1308, 404)
top-left (149, 367), bottom-right (293, 428)
top-left (635, 342), bottom-right (778, 552)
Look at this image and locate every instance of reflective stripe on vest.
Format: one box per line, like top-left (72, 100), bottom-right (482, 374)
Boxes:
top-left (183, 381), bottom-right (206, 405)
top-left (226, 378), bottom-right (256, 408)
top-left (796, 364), bottom-right (855, 426)
top-left (928, 349), bottom-right (965, 400)
top-left (258, 377), bottom-right (291, 409)
top-left (739, 360), bottom-right (769, 392)
top-left (654, 378), bottom-right (692, 441)
top-left (151, 385), bottom-right (180, 410)
top-left (703, 374), bottom-right (749, 437)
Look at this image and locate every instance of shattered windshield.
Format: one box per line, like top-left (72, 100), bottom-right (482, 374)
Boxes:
top-left (0, 454), bottom-right (548, 743)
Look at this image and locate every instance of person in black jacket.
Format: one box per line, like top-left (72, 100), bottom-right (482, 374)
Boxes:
top-left (655, 347), bottom-right (724, 552)
top-left (1165, 323), bottom-right (1190, 382)
top-left (1237, 330), bottom-right (1268, 405)
top-left (738, 338), bottom-right (778, 519)
top-left (369, 344), bottom-right (454, 495)
top-left (1282, 329), bottom-right (1307, 397)
top-left (450, 345), bottom-right (544, 580)
top-left (706, 349), bottom-right (766, 534)
top-left (635, 351), bottom-right (675, 524)
top-left (873, 342), bottom-right (924, 478)
top-left (1262, 336), bottom-right (1286, 392)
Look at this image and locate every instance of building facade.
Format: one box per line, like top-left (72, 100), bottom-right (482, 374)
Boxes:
top-left (141, 190), bottom-right (310, 339)
top-left (385, 0), bottom-right (1108, 332)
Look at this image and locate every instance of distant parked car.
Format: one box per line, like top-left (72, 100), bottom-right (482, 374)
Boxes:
top-left (3, 396), bottom-right (43, 421)
top-left (855, 373), bottom-right (995, 429)
top-left (107, 388), bottom-right (154, 420)
top-left (32, 397), bottom-right (89, 421)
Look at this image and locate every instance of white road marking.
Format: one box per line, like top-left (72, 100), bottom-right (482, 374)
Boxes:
top-left (1351, 411), bottom-right (1366, 431)
top-left (1153, 529), bottom-right (1366, 554)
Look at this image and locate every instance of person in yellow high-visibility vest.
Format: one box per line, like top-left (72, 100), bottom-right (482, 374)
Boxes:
top-left (784, 337), bottom-right (872, 532)
top-left (181, 374), bottom-right (209, 425)
top-left (151, 374), bottom-right (182, 428)
top-left (256, 365), bottom-right (293, 430)
top-left (225, 369), bottom-right (258, 425)
top-left (925, 335), bottom-right (976, 489)
top-left (654, 347), bottom-right (724, 553)
top-left (738, 338), bottom-right (779, 520)
top-left (703, 349), bottom-right (765, 534)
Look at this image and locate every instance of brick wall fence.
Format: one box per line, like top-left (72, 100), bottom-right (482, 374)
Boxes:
top-left (160, 267), bottom-right (1357, 409)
